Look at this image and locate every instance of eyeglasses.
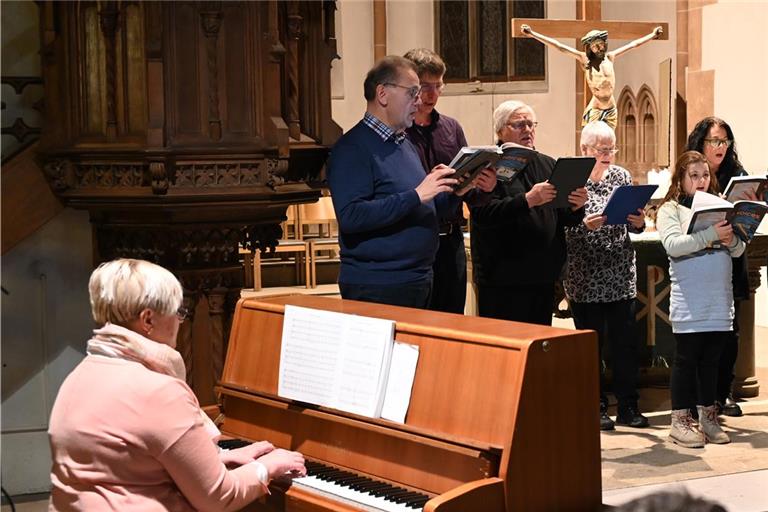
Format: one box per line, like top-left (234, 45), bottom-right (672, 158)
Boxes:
top-left (506, 120), bottom-right (538, 130)
top-left (419, 81), bottom-right (445, 93)
top-left (176, 306), bottom-right (189, 322)
top-left (687, 172), bottom-right (711, 181)
top-left (703, 138), bottom-right (732, 149)
top-left (588, 145), bottom-right (619, 156)
top-left (384, 83), bottom-right (422, 99)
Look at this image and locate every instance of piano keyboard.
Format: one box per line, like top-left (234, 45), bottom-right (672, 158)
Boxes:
top-left (218, 440), bottom-right (430, 511)
top-left (292, 460), bottom-right (430, 511)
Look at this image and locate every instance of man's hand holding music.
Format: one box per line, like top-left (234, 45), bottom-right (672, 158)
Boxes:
top-left (568, 187), bottom-right (588, 210)
top-left (416, 165), bottom-right (458, 203)
top-left (521, 24), bottom-right (532, 35)
top-left (525, 182), bottom-right (556, 207)
top-left (472, 168), bottom-right (497, 193)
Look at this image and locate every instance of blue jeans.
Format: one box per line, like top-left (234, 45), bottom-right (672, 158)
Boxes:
top-left (339, 279), bottom-right (432, 309)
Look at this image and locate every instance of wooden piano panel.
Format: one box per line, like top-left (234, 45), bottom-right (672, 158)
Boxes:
top-left (219, 390), bottom-right (497, 495)
top-left (219, 296), bottom-right (602, 511)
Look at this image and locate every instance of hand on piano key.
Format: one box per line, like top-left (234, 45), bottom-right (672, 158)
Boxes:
top-left (219, 440), bottom-right (275, 467)
top-left (258, 448), bottom-right (307, 479)
top-left (292, 460), bottom-right (430, 511)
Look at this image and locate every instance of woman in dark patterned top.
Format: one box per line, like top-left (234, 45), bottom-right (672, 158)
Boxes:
top-left (564, 121), bottom-right (648, 431)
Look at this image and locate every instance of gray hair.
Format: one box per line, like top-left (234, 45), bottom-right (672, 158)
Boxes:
top-left (493, 100), bottom-right (535, 136)
top-left (580, 121), bottom-right (616, 148)
top-left (89, 258), bottom-right (183, 326)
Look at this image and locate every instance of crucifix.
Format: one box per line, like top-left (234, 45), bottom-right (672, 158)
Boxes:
top-left (511, 2), bottom-right (668, 144)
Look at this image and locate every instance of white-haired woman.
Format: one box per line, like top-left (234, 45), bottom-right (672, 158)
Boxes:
top-left (563, 121), bottom-right (648, 432)
top-left (48, 258), bottom-right (305, 511)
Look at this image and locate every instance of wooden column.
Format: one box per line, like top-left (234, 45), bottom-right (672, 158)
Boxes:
top-left (373, 0), bottom-right (387, 61)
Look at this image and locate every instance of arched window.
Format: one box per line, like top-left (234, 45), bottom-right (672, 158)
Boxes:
top-left (616, 85), bottom-right (658, 183)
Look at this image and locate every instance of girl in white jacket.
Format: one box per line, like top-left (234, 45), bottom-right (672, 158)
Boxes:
top-left (656, 151), bottom-right (745, 448)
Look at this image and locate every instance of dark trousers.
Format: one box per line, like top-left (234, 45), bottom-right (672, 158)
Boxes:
top-left (339, 279), bottom-right (432, 309)
top-left (477, 283), bottom-right (555, 326)
top-left (717, 300), bottom-right (741, 402)
top-left (570, 299), bottom-right (640, 408)
top-left (428, 230), bottom-right (467, 314)
top-left (671, 331), bottom-right (728, 410)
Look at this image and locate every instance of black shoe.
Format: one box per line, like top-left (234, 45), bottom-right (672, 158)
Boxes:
top-left (600, 402), bottom-right (615, 431)
top-left (616, 405), bottom-right (650, 428)
top-left (721, 396), bottom-right (743, 417)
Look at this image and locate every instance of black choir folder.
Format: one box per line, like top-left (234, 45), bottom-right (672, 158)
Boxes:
top-left (448, 143), bottom-right (537, 190)
top-left (687, 191), bottom-right (768, 243)
top-left (277, 305), bottom-right (419, 422)
top-left (600, 184), bottom-right (658, 225)
top-left (545, 156), bottom-right (596, 208)
top-left (447, 146), bottom-right (501, 194)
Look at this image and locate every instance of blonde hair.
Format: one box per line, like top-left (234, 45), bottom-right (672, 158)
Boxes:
top-left (493, 100), bottom-right (534, 137)
top-left (580, 121), bottom-right (616, 149)
top-left (89, 258), bottom-right (183, 326)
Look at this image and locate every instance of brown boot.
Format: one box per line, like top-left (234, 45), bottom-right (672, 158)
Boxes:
top-left (697, 405), bottom-right (731, 444)
top-left (669, 409), bottom-right (705, 448)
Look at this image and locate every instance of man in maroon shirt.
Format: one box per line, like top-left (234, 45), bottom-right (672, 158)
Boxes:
top-left (404, 48), bottom-right (495, 314)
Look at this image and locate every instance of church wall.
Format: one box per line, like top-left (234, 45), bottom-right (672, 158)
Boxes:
top-left (1, 209), bottom-right (94, 494)
top-left (701, 0), bottom-right (768, 177)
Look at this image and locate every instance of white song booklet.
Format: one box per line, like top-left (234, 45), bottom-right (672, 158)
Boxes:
top-left (277, 305), bottom-right (419, 421)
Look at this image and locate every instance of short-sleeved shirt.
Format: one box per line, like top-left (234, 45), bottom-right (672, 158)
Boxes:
top-left (564, 165), bottom-right (637, 303)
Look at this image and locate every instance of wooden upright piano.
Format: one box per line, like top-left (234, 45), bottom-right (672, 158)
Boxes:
top-left (216, 296), bottom-right (601, 511)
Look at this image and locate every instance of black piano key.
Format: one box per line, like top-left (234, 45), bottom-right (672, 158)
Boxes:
top-left (396, 491), bottom-right (428, 504)
top-left (384, 488), bottom-right (413, 502)
top-left (408, 497), bottom-right (430, 509)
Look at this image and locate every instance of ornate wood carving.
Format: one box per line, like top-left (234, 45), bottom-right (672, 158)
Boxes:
top-left (37, 0), bottom-right (341, 403)
top-left (99, 1), bottom-right (119, 138)
top-left (200, 2), bottom-right (223, 141)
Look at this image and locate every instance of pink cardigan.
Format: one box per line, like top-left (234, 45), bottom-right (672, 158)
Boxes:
top-left (48, 355), bottom-right (264, 511)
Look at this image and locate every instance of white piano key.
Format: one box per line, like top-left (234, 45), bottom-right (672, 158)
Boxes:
top-left (292, 474), bottom-right (422, 512)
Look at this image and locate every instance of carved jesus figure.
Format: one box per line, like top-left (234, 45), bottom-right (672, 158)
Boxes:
top-left (521, 24), bottom-right (663, 129)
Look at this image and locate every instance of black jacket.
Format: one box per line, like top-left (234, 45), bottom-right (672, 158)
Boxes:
top-left (470, 152), bottom-right (585, 287)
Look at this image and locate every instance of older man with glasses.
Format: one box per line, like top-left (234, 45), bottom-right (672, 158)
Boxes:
top-left (470, 100), bottom-right (587, 326)
top-left (327, 56), bottom-right (488, 309)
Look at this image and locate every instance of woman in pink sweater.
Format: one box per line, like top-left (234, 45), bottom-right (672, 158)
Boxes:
top-left (48, 258), bottom-right (305, 511)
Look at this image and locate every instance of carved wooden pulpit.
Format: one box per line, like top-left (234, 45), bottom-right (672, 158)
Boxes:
top-left (36, 1), bottom-right (341, 403)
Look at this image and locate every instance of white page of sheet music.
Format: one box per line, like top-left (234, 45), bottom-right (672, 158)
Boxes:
top-left (380, 342), bottom-right (420, 423)
top-left (278, 305), bottom-right (395, 417)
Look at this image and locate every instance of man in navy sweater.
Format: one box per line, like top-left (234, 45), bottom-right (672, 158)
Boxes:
top-left (327, 56), bottom-right (487, 309)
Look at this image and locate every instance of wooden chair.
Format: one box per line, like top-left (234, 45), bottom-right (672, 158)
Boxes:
top-left (251, 241), bottom-right (310, 291)
top-left (298, 196), bottom-right (337, 239)
top-left (300, 196), bottom-right (340, 287)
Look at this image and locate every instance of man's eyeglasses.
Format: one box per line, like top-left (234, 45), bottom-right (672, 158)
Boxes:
top-left (176, 306), bottom-right (189, 322)
top-left (687, 173), bottom-right (711, 182)
top-left (506, 120), bottom-right (538, 130)
top-left (703, 138), bottom-right (732, 149)
top-left (419, 81), bottom-right (445, 93)
top-left (588, 145), bottom-right (619, 156)
top-left (384, 83), bottom-right (421, 99)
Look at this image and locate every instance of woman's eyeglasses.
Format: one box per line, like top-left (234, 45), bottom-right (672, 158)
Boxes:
top-left (703, 138), bottom-right (732, 149)
top-left (384, 83), bottom-right (422, 99)
top-left (588, 146), bottom-right (619, 156)
top-left (176, 306), bottom-right (189, 322)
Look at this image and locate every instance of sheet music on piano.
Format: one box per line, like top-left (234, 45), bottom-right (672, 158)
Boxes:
top-left (278, 305), bottom-right (399, 418)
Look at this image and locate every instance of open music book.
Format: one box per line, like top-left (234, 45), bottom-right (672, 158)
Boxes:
top-left (277, 305), bottom-right (418, 421)
top-left (686, 191), bottom-right (768, 243)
